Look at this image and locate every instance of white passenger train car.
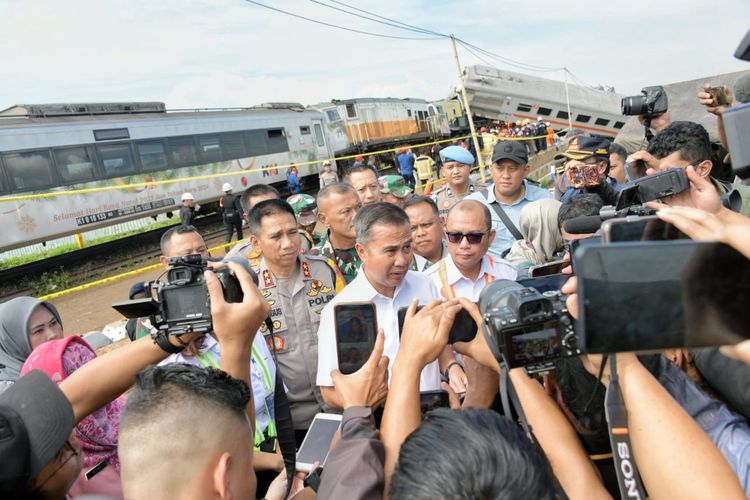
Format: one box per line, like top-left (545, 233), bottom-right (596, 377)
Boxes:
top-left (0, 102), bottom-right (337, 251)
top-left (463, 65), bottom-right (624, 137)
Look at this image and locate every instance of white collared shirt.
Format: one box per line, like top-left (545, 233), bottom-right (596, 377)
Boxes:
top-left (316, 267), bottom-right (442, 391)
top-left (425, 253), bottom-right (517, 301)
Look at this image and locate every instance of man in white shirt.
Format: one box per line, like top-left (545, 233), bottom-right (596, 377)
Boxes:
top-left (426, 200), bottom-right (517, 301)
top-left (316, 202), bottom-right (463, 408)
top-left (404, 195), bottom-right (447, 272)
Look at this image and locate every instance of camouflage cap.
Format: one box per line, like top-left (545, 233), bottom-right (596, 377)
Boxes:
top-left (286, 194), bottom-right (317, 225)
top-left (378, 175), bottom-right (413, 198)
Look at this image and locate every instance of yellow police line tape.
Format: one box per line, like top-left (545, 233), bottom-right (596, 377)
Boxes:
top-left (37, 239), bottom-right (237, 301)
top-left (1, 132), bottom-right (555, 203)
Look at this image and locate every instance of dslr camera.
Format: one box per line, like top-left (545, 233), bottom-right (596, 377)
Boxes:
top-left (112, 254), bottom-right (248, 336)
top-left (621, 85), bottom-right (668, 117)
top-left (479, 280), bottom-right (579, 374)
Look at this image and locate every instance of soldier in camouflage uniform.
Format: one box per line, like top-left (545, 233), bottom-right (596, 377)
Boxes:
top-left (431, 145), bottom-right (487, 217)
top-left (248, 199), bottom-right (345, 440)
top-left (287, 193), bottom-right (321, 250)
top-left (379, 175), bottom-right (413, 209)
top-left (312, 183), bottom-right (362, 283)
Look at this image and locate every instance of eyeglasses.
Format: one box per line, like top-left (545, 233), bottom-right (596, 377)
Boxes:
top-left (446, 231), bottom-right (489, 245)
top-left (33, 440), bottom-right (78, 493)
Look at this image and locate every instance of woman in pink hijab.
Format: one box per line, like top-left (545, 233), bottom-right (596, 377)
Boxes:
top-left (21, 336), bottom-right (124, 498)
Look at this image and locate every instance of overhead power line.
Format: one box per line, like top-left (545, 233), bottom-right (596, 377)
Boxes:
top-left (243, 0), bottom-right (442, 40)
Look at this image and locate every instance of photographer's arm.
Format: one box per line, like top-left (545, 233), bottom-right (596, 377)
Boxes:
top-left (206, 263), bottom-right (271, 436)
top-left (561, 278), bottom-right (745, 499)
top-left (605, 354), bottom-right (745, 500)
top-left (509, 368), bottom-right (611, 500)
top-left (380, 299), bottom-right (461, 493)
top-left (60, 334), bottom-right (191, 424)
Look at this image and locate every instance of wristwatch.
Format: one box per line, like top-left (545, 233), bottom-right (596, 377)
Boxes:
top-left (443, 361), bottom-right (464, 380)
top-left (151, 330), bottom-right (185, 354)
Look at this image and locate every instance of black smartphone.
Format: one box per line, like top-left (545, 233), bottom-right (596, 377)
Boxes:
top-left (529, 260), bottom-right (565, 277)
top-left (600, 215), bottom-right (685, 244)
top-left (518, 274), bottom-right (570, 294)
top-left (334, 302), bottom-right (377, 374)
top-left (419, 390), bottom-right (451, 415)
top-left (568, 235), bottom-right (601, 274)
top-left (574, 241), bottom-right (750, 353)
top-left (397, 306), bottom-right (477, 344)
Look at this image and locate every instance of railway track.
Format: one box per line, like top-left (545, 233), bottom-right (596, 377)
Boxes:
top-left (0, 215), bottom-right (226, 300)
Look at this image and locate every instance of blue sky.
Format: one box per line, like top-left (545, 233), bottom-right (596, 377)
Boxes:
top-left (1, 0), bottom-right (749, 109)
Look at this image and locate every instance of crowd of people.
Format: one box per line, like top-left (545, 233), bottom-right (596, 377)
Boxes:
top-left (2, 74), bottom-right (750, 500)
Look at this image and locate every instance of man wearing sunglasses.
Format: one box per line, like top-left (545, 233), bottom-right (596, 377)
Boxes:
top-left (426, 200), bottom-right (516, 301)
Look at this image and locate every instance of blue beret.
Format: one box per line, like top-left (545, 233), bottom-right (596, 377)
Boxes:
top-left (440, 145), bottom-right (475, 165)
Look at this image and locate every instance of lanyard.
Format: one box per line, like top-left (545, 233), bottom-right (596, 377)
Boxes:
top-left (437, 256), bottom-right (496, 299)
top-left (195, 346), bottom-right (277, 447)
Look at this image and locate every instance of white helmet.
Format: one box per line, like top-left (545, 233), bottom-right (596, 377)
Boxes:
top-left (181, 192), bottom-right (194, 201)
top-left (222, 182), bottom-right (232, 192)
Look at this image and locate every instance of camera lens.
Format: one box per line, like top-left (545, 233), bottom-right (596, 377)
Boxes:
top-left (621, 95), bottom-right (647, 116)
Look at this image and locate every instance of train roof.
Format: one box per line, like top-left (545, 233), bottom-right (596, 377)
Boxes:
top-left (0, 102), bottom-right (317, 127)
top-left (309, 97), bottom-right (429, 109)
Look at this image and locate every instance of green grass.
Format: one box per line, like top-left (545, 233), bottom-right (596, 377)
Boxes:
top-left (0, 217), bottom-right (182, 270)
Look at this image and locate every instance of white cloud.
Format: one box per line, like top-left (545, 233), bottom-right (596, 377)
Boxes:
top-left (1, 0), bottom-right (748, 109)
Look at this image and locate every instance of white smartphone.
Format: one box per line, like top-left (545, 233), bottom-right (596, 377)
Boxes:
top-left (296, 413), bottom-right (343, 473)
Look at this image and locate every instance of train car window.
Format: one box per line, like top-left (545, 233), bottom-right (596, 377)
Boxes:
top-left (94, 128), bottom-right (130, 141)
top-left (313, 123), bottom-right (325, 147)
top-left (198, 135), bottom-right (222, 163)
top-left (537, 107), bottom-right (552, 116)
top-left (300, 126), bottom-right (311, 135)
top-left (136, 141), bottom-right (169, 171)
top-left (245, 130), bottom-right (268, 156)
top-left (168, 137), bottom-right (198, 167)
top-left (575, 114), bottom-right (591, 123)
top-left (345, 104), bottom-right (357, 118)
top-left (54, 146), bottom-right (98, 183)
top-left (517, 104), bottom-right (533, 112)
top-left (97, 144), bottom-right (137, 177)
top-left (0, 157), bottom-right (8, 194)
top-left (557, 110), bottom-right (569, 119)
top-left (221, 132), bottom-right (247, 160)
top-left (326, 110), bottom-right (341, 122)
top-left (3, 150), bottom-right (56, 191)
top-left (266, 129), bottom-right (288, 154)
top-left (407, 109), bottom-right (412, 117)
top-left (595, 118), bottom-right (610, 126)
top-left (614, 121), bottom-right (625, 129)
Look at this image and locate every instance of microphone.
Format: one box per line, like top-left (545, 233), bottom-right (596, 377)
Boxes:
top-left (563, 215), bottom-right (603, 235)
top-left (733, 71), bottom-right (750, 104)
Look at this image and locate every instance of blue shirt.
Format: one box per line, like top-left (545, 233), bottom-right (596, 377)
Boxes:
top-left (658, 357), bottom-right (750, 495)
top-left (287, 172), bottom-right (301, 194)
top-left (466, 181), bottom-right (553, 258)
top-left (397, 153), bottom-right (416, 175)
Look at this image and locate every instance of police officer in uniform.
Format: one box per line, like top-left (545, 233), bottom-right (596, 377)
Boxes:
top-left (247, 199), bottom-right (345, 444)
top-left (219, 183), bottom-right (243, 244)
top-left (431, 146), bottom-right (487, 217)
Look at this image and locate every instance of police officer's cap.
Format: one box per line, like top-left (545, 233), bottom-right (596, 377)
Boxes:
top-left (440, 146), bottom-right (475, 165)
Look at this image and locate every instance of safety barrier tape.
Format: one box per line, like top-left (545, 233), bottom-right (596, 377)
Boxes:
top-left (37, 239), bottom-right (237, 301)
top-left (1, 132), bottom-right (556, 203)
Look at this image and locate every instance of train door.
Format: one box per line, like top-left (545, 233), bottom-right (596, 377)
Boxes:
top-left (311, 119), bottom-right (331, 163)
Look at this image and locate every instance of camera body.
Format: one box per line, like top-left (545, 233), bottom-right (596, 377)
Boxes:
top-left (479, 280), bottom-right (579, 374)
top-left (614, 167), bottom-right (689, 210)
top-left (621, 85), bottom-right (668, 117)
top-left (112, 254), bottom-right (248, 336)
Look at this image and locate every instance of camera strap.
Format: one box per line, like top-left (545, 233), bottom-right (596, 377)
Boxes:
top-left (605, 355), bottom-right (647, 499)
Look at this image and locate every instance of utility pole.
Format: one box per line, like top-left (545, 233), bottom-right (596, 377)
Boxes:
top-left (562, 67), bottom-right (573, 131)
top-left (450, 35), bottom-right (486, 183)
